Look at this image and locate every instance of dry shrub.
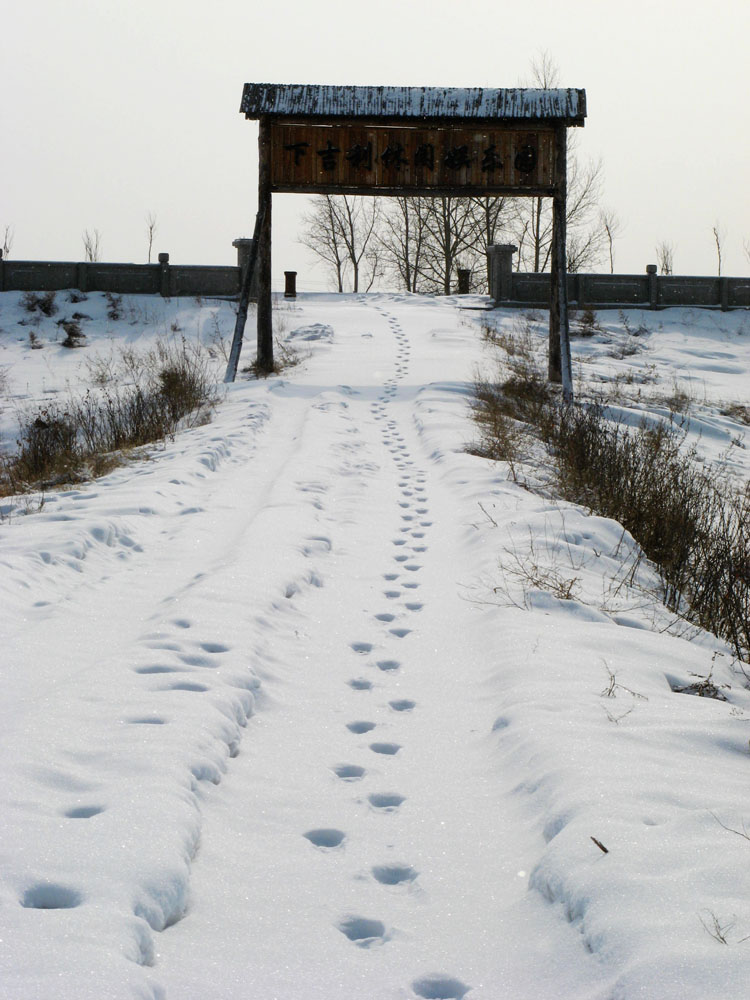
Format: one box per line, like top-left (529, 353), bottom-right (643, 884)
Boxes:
top-left (548, 403), bottom-right (750, 662)
top-left (471, 323), bottom-right (750, 662)
top-left (21, 291), bottom-right (57, 317)
top-left (1, 338), bottom-right (219, 494)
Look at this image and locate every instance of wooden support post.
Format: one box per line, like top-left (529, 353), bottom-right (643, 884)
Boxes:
top-left (224, 208), bottom-right (265, 382)
top-left (549, 126), bottom-right (573, 402)
top-left (256, 116), bottom-right (274, 373)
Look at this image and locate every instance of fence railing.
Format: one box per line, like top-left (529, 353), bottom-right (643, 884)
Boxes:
top-left (487, 245), bottom-right (750, 310)
top-left (0, 244), bottom-right (259, 300)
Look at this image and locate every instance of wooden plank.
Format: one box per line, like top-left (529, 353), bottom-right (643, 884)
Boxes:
top-left (269, 123), bottom-right (557, 195)
top-left (256, 116), bottom-right (273, 373)
top-left (224, 208), bottom-right (264, 382)
top-left (549, 125), bottom-right (573, 401)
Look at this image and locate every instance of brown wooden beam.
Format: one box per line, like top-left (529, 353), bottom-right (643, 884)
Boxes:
top-left (549, 125), bottom-right (573, 401)
top-left (256, 116), bottom-right (273, 373)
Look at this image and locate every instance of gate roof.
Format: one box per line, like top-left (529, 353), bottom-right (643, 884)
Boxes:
top-left (240, 84), bottom-right (586, 126)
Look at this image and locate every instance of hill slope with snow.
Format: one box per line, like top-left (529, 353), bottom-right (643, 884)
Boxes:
top-left (1, 291), bottom-right (749, 1000)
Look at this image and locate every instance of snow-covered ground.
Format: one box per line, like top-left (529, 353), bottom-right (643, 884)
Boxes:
top-left (1, 290), bottom-right (749, 1000)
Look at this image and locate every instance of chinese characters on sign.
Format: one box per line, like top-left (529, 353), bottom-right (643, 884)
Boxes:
top-left (273, 124), bottom-right (556, 193)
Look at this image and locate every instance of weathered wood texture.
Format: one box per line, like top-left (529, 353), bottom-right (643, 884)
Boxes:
top-left (270, 123), bottom-right (557, 195)
top-left (224, 210), bottom-right (264, 383)
top-left (256, 117), bottom-right (273, 373)
top-left (241, 84), bottom-right (586, 126)
top-left (549, 126), bottom-right (573, 401)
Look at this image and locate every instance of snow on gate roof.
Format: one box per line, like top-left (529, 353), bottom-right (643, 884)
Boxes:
top-left (240, 84), bottom-right (587, 125)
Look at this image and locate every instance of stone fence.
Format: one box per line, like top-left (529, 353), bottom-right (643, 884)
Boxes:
top-left (3, 241), bottom-right (748, 311)
top-left (0, 239), bottom-right (258, 299)
top-left (488, 245), bottom-right (750, 311)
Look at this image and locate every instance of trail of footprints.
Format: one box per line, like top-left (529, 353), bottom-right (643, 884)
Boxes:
top-left (300, 307), bottom-right (468, 999)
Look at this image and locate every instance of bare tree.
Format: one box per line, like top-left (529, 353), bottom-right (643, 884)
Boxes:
top-left (510, 54), bottom-right (607, 274)
top-left (467, 196), bottom-right (512, 291)
top-left (599, 207), bottom-right (624, 274)
top-left (2, 225), bottom-right (14, 258)
top-left (82, 228), bottom-right (102, 262)
top-left (332, 195), bottom-right (382, 292)
top-left (300, 195), bottom-right (382, 292)
top-left (299, 196), bottom-right (348, 291)
top-left (656, 240), bottom-right (675, 275)
top-left (379, 196), bottom-right (429, 292)
top-left (145, 211), bottom-right (158, 264)
top-left (712, 222), bottom-right (725, 276)
top-left (418, 196), bottom-right (479, 294)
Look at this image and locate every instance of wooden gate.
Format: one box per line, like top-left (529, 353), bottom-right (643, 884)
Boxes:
top-left (228, 83), bottom-right (586, 400)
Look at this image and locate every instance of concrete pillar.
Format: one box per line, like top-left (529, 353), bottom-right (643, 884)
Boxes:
top-left (487, 244), bottom-right (517, 301)
top-left (720, 277), bottom-right (729, 312)
top-left (76, 262), bottom-right (88, 293)
top-left (159, 253), bottom-right (170, 297)
top-left (646, 263), bottom-right (658, 310)
top-left (232, 238), bottom-right (259, 297)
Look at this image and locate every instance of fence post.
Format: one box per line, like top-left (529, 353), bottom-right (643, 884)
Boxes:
top-left (647, 263), bottom-right (658, 310)
top-left (159, 253), bottom-right (170, 297)
top-left (284, 271), bottom-right (297, 298)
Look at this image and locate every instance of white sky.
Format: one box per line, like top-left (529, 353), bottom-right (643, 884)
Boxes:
top-left (2, 0), bottom-right (749, 287)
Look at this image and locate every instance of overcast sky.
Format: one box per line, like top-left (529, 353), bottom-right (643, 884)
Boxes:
top-left (3, 0), bottom-right (749, 288)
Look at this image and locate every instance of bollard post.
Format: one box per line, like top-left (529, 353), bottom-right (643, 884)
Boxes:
top-left (284, 270), bottom-right (297, 298)
top-left (646, 264), bottom-right (658, 310)
top-left (457, 268), bottom-right (471, 294)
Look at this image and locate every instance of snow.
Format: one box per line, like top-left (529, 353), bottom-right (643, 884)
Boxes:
top-left (1, 290), bottom-right (750, 999)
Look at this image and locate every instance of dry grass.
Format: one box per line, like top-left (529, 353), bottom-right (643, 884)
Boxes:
top-left (1, 337), bottom-right (220, 495)
top-left (472, 318), bottom-right (750, 664)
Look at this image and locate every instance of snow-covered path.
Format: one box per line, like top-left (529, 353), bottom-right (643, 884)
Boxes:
top-left (153, 300), bottom-right (602, 999)
top-left (3, 292), bottom-right (750, 1000)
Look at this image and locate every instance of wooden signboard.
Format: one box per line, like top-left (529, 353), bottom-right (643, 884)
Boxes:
top-left (270, 124), bottom-right (557, 196)
top-left (227, 84), bottom-right (586, 400)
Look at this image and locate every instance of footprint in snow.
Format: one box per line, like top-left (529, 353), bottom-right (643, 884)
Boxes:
top-left (20, 884), bottom-right (83, 910)
top-left (304, 828), bottom-right (345, 849)
top-left (368, 792), bottom-right (405, 810)
top-left (370, 742), bottom-right (401, 755)
top-left (347, 721), bottom-right (377, 734)
top-left (390, 699), bottom-right (416, 712)
top-left (349, 678), bottom-right (373, 690)
top-left (350, 642), bottom-right (373, 654)
top-left (162, 681), bottom-right (209, 692)
top-left (177, 653), bottom-right (219, 667)
top-left (64, 804), bottom-right (105, 819)
top-left (333, 764), bottom-right (366, 781)
top-left (134, 664), bottom-right (180, 675)
top-left (377, 659), bottom-right (400, 672)
top-left (372, 864), bottom-right (417, 885)
top-left (411, 975), bottom-right (470, 999)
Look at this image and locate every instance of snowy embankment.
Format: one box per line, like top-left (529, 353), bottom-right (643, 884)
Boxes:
top-left (1, 291), bottom-right (749, 1000)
